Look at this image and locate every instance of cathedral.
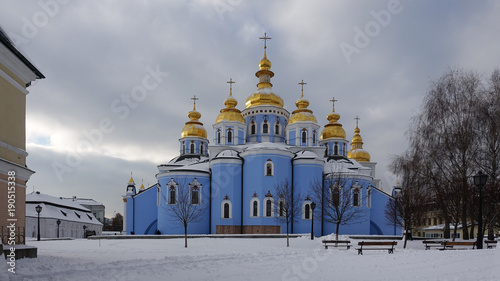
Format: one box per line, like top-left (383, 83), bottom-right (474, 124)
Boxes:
top-left (123, 35), bottom-right (400, 236)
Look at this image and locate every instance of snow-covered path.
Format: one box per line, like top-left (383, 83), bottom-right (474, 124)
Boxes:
top-left (6, 236), bottom-right (500, 281)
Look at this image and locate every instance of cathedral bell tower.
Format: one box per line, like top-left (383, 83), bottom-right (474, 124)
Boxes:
top-left (241, 33), bottom-right (289, 143)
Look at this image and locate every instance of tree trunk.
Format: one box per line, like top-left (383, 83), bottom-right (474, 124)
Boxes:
top-left (184, 224), bottom-right (188, 248)
top-left (286, 221), bottom-right (289, 247)
top-left (403, 229), bottom-right (408, 249)
top-left (452, 223), bottom-right (458, 241)
top-left (444, 220), bottom-right (450, 239)
top-left (335, 222), bottom-right (340, 241)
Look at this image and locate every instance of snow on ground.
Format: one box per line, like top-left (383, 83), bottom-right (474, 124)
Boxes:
top-left (5, 236), bottom-right (500, 281)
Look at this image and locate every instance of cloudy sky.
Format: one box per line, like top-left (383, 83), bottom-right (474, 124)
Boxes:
top-left (1, 0), bottom-right (500, 218)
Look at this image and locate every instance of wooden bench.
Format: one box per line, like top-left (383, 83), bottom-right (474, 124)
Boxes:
top-left (322, 240), bottom-right (352, 249)
top-left (356, 241), bottom-right (397, 255)
top-left (485, 240), bottom-right (497, 249)
top-left (422, 240), bottom-right (446, 250)
top-left (439, 241), bottom-right (476, 250)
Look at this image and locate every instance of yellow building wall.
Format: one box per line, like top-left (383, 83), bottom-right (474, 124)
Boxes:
top-left (0, 63), bottom-right (27, 166)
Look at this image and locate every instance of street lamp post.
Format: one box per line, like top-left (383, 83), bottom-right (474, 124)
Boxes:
top-left (35, 205), bottom-right (42, 241)
top-left (311, 202), bottom-right (316, 240)
top-left (473, 171), bottom-right (488, 249)
top-left (56, 219), bottom-right (61, 238)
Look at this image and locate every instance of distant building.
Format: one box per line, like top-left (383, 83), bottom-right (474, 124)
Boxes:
top-left (26, 191), bottom-right (102, 239)
top-left (0, 26), bottom-right (44, 245)
top-left (64, 197), bottom-right (105, 223)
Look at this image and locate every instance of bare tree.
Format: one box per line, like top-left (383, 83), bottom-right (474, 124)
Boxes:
top-left (385, 152), bottom-right (429, 248)
top-left (163, 179), bottom-right (208, 247)
top-left (311, 172), bottom-right (364, 241)
top-left (273, 179), bottom-right (302, 247)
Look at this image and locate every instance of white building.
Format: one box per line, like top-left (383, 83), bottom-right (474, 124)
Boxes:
top-left (64, 197), bottom-right (105, 223)
top-left (26, 191), bottom-right (102, 239)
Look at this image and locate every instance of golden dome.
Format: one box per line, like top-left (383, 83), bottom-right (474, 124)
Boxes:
top-left (215, 93), bottom-right (245, 124)
top-left (288, 88), bottom-right (318, 124)
top-left (245, 89), bottom-right (284, 108)
top-left (320, 101), bottom-right (346, 140)
top-left (128, 177), bottom-right (135, 184)
top-left (181, 101), bottom-right (207, 138)
top-left (347, 122), bottom-right (371, 162)
top-left (259, 52), bottom-right (272, 71)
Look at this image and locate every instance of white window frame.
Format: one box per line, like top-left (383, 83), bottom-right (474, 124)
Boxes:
top-left (302, 201), bottom-right (312, 220)
top-left (351, 182), bottom-right (362, 207)
top-left (221, 200), bottom-right (232, 219)
top-left (189, 178), bottom-right (202, 205)
top-left (166, 178), bottom-right (178, 205)
top-left (250, 198), bottom-right (260, 217)
top-left (277, 198), bottom-right (286, 218)
top-left (264, 160), bottom-right (274, 176)
top-left (264, 197), bottom-right (274, 218)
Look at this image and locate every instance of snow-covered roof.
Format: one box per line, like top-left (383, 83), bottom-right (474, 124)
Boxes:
top-left (244, 141), bottom-right (290, 152)
top-left (26, 192), bottom-right (101, 225)
top-left (294, 150), bottom-right (319, 160)
top-left (215, 149), bottom-right (240, 159)
top-left (69, 198), bottom-right (104, 207)
top-left (27, 191), bottom-right (90, 212)
top-left (170, 160), bottom-right (210, 172)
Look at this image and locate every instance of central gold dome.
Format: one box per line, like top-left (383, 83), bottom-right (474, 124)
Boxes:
top-left (288, 94), bottom-right (318, 124)
top-left (245, 89), bottom-right (284, 108)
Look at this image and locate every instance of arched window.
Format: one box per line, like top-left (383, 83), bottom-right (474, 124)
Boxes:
top-left (334, 142), bottom-right (339, 155)
top-left (263, 123), bottom-right (268, 134)
top-left (352, 188), bottom-right (360, 207)
top-left (251, 123), bottom-right (256, 135)
top-left (221, 200), bottom-right (232, 219)
top-left (301, 130), bottom-right (307, 144)
top-left (227, 129), bottom-right (232, 143)
top-left (200, 143), bottom-right (204, 155)
top-left (305, 204), bottom-right (310, 219)
top-left (278, 199), bottom-right (285, 217)
top-left (224, 203), bottom-right (230, 218)
top-left (266, 200), bottom-right (272, 217)
top-left (275, 123), bottom-right (280, 135)
top-left (332, 187), bottom-right (340, 207)
top-left (191, 188), bottom-right (199, 205)
top-left (217, 129), bottom-right (221, 144)
top-left (190, 142), bottom-right (195, 154)
top-left (325, 143), bottom-right (328, 156)
top-left (343, 143), bottom-right (347, 156)
top-left (264, 197), bottom-right (274, 217)
top-left (182, 142), bottom-right (186, 155)
top-left (250, 198), bottom-right (260, 217)
top-left (169, 189), bottom-right (176, 204)
top-left (312, 131), bottom-right (316, 144)
top-left (265, 160), bottom-right (274, 176)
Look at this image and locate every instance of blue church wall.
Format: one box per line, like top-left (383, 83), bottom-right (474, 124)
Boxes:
top-left (288, 130), bottom-right (296, 146)
top-left (244, 113), bottom-right (287, 143)
top-left (129, 186), bottom-right (159, 235)
top-left (156, 173), bottom-right (211, 234)
top-left (179, 138), bottom-right (208, 156)
top-left (238, 129), bottom-right (245, 145)
top-left (370, 188), bottom-right (400, 235)
top-left (292, 160), bottom-right (323, 234)
top-left (241, 152), bottom-right (292, 230)
top-left (210, 161), bottom-right (243, 233)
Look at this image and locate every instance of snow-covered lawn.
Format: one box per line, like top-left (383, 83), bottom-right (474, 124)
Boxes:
top-left (5, 236), bottom-right (500, 281)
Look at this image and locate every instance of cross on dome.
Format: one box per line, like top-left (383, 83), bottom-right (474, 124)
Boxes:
top-left (355, 115), bottom-right (360, 127)
top-left (191, 95), bottom-right (199, 110)
top-left (298, 80), bottom-right (307, 98)
top-left (330, 97), bottom-right (338, 112)
top-left (227, 78), bottom-right (235, 96)
top-left (259, 32), bottom-right (271, 49)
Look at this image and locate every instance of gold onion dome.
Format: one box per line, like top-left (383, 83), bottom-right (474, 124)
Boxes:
top-left (216, 80), bottom-right (245, 124)
top-left (288, 81), bottom-right (318, 124)
top-left (320, 99), bottom-right (346, 140)
top-left (181, 97), bottom-right (207, 138)
top-left (347, 121), bottom-right (371, 162)
top-left (245, 33), bottom-right (283, 109)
